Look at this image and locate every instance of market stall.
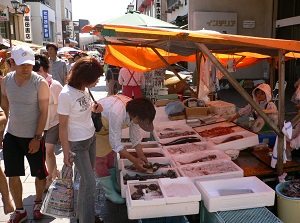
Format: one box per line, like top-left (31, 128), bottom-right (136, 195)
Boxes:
top-left (94, 24), bottom-right (300, 176)
top-left (118, 103), bottom-right (286, 221)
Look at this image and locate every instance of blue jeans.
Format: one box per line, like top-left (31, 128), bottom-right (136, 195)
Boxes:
top-left (69, 134), bottom-right (96, 223)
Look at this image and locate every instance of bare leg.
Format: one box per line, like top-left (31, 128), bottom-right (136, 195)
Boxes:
top-left (9, 176), bottom-right (23, 209)
top-left (0, 167), bottom-right (14, 214)
top-left (35, 178), bottom-right (46, 202)
top-left (45, 143), bottom-right (57, 187)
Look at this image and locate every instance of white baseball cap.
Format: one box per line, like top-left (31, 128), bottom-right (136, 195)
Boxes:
top-left (11, 45), bottom-right (35, 66)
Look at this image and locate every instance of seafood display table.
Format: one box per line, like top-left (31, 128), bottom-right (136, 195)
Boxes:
top-left (233, 149), bottom-right (300, 178)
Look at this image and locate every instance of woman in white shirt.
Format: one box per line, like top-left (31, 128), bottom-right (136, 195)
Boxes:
top-left (58, 57), bottom-right (103, 223)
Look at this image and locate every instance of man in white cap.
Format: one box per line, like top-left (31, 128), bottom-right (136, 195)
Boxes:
top-left (1, 45), bottom-right (50, 223)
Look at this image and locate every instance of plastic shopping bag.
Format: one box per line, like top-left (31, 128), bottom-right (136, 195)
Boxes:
top-left (41, 164), bottom-right (75, 218)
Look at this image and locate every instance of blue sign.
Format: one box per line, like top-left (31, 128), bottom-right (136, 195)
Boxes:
top-left (42, 10), bottom-right (49, 39)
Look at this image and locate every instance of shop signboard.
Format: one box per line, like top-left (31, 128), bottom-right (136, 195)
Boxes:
top-left (42, 10), bottom-right (50, 39)
top-left (155, 0), bottom-right (161, 19)
top-left (66, 22), bottom-right (74, 39)
top-left (0, 7), bottom-right (9, 22)
top-left (23, 6), bottom-right (32, 41)
top-left (193, 12), bottom-right (237, 34)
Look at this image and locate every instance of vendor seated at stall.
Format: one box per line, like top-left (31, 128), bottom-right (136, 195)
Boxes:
top-left (228, 83), bottom-right (278, 133)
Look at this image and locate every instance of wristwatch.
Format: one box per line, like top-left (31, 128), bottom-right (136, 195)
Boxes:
top-left (34, 135), bottom-right (43, 141)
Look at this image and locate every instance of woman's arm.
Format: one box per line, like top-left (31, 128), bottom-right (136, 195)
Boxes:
top-left (59, 114), bottom-right (72, 166)
top-left (119, 148), bottom-right (146, 172)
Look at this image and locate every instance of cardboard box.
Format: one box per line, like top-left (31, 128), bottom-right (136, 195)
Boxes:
top-left (205, 100), bottom-right (236, 118)
top-left (185, 106), bottom-right (209, 118)
top-left (168, 112), bottom-right (186, 121)
top-left (155, 99), bottom-right (179, 107)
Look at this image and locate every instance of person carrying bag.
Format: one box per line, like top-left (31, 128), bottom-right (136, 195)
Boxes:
top-left (41, 158), bottom-right (75, 219)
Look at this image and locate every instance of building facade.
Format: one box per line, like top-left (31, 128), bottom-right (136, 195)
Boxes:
top-left (135, 0), bottom-right (300, 85)
top-left (0, 0), bottom-right (75, 48)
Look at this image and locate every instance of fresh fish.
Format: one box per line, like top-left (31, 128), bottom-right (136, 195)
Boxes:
top-left (178, 154), bottom-right (217, 165)
top-left (221, 135), bottom-right (243, 143)
top-left (162, 137), bottom-right (201, 146)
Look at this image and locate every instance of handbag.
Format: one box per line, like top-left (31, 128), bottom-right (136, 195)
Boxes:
top-left (41, 164), bottom-right (75, 218)
top-left (88, 89), bottom-right (103, 132)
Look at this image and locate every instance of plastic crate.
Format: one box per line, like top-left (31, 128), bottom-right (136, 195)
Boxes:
top-left (258, 133), bottom-right (276, 148)
top-left (200, 203), bottom-right (282, 223)
top-left (138, 216), bottom-right (189, 223)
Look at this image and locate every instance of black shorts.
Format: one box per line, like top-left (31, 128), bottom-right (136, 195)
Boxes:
top-left (3, 132), bottom-right (48, 180)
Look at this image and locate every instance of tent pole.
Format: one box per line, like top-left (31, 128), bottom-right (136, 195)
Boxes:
top-left (196, 51), bottom-right (202, 97)
top-left (195, 43), bottom-right (281, 136)
top-left (235, 56), bottom-right (246, 65)
top-left (150, 47), bottom-right (197, 97)
top-left (276, 49), bottom-right (285, 176)
top-left (270, 58), bottom-right (275, 90)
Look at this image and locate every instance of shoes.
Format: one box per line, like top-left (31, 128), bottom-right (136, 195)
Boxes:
top-left (7, 210), bottom-right (27, 223)
top-left (33, 202), bottom-right (44, 220)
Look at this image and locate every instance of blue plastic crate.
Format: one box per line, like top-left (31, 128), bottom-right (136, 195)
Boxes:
top-left (138, 216), bottom-right (189, 223)
top-left (258, 133), bottom-right (276, 148)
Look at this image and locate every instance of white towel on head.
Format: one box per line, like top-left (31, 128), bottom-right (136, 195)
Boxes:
top-left (271, 121), bottom-right (292, 168)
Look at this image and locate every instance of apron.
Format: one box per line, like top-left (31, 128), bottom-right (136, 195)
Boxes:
top-left (95, 95), bottom-right (130, 157)
top-left (122, 69), bottom-right (142, 98)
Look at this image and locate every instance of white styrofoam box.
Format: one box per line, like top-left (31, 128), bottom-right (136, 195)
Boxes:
top-left (117, 147), bottom-right (167, 170)
top-left (171, 149), bottom-right (231, 166)
top-left (120, 168), bottom-right (180, 198)
top-left (162, 141), bottom-right (215, 157)
top-left (194, 121), bottom-right (245, 140)
top-left (178, 159), bottom-right (243, 182)
top-left (153, 124), bottom-right (200, 144)
top-left (121, 157), bottom-right (176, 171)
top-left (159, 177), bottom-right (201, 204)
top-left (195, 176), bottom-right (275, 212)
top-left (126, 190), bottom-right (199, 219)
top-left (127, 179), bottom-right (166, 207)
top-left (210, 130), bottom-right (259, 151)
top-left (205, 100), bottom-right (236, 117)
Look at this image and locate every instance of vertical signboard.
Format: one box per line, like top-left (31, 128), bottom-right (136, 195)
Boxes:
top-left (0, 7), bottom-right (9, 21)
top-left (42, 10), bottom-right (49, 39)
top-left (155, 0), bottom-right (161, 19)
top-left (23, 6), bottom-right (32, 41)
top-left (66, 22), bottom-right (74, 39)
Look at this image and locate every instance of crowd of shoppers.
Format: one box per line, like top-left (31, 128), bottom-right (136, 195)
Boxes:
top-left (0, 43), bottom-right (154, 223)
